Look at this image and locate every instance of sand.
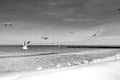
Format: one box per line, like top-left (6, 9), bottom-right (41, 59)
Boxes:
top-left (1, 59), bottom-right (120, 80)
top-left (0, 49), bottom-right (119, 74)
top-left (0, 49), bottom-right (120, 80)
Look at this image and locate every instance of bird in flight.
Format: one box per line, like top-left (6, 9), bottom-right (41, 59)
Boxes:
top-left (22, 41), bottom-right (31, 50)
top-left (41, 36), bottom-right (48, 40)
top-left (2, 23), bottom-right (13, 27)
top-left (91, 30), bottom-right (100, 37)
top-left (69, 30), bottom-right (76, 34)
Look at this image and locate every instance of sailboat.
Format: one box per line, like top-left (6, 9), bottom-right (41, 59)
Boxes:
top-left (22, 41), bottom-right (31, 50)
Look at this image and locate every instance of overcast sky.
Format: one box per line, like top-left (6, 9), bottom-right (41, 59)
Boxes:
top-left (0, 0), bottom-right (120, 45)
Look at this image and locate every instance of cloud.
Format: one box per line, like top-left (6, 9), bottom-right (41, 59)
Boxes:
top-left (1, 0), bottom-right (120, 22)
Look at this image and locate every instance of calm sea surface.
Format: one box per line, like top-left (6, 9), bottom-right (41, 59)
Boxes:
top-left (0, 45), bottom-right (102, 56)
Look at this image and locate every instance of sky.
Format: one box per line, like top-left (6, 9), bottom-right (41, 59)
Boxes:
top-left (0, 0), bottom-right (120, 45)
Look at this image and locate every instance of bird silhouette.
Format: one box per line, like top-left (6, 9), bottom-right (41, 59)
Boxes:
top-left (91, 30), bottom-right (100, 37)
top-left (2, 23), bottom-right (13, 27)
top-left (22, 41), bottom-right (31, 50)
top-left (41, 36), bottom-right (48, 40)
top-left (69, 30), bottom-right (76, 34)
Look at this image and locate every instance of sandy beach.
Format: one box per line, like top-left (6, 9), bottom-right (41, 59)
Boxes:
top-left (0, 49), bottom-right (119, 74)
top-left (1, 58), bottom-right (120, 80)
top-left (0, 49), bottom-right (120, 80)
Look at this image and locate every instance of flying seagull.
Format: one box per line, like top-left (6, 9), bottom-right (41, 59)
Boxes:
top-left (41, 36), bottom-right (48, 40)
top-left (22, 41), bottom-right (31, 50)
top-left (91, 30), bottom-right (100, 37)
top-left (2, 23), bottom-right (13, 27)
top-left (69, 30), bottom-right (76, 34)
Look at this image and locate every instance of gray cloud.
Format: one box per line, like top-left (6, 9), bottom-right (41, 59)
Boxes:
top-left (0, 0), bottom-right (120, 44)
top-left (1, 0), bottom-right (120, 18)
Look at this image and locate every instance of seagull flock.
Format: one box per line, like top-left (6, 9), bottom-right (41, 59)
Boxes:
top-left (0, 22), bottom-right (100, 49)
top-left (1, 23), bottom-right (13, 27)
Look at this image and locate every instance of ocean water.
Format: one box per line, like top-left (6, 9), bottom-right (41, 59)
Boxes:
top-left (0, 45), bottom-right (97, 57)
